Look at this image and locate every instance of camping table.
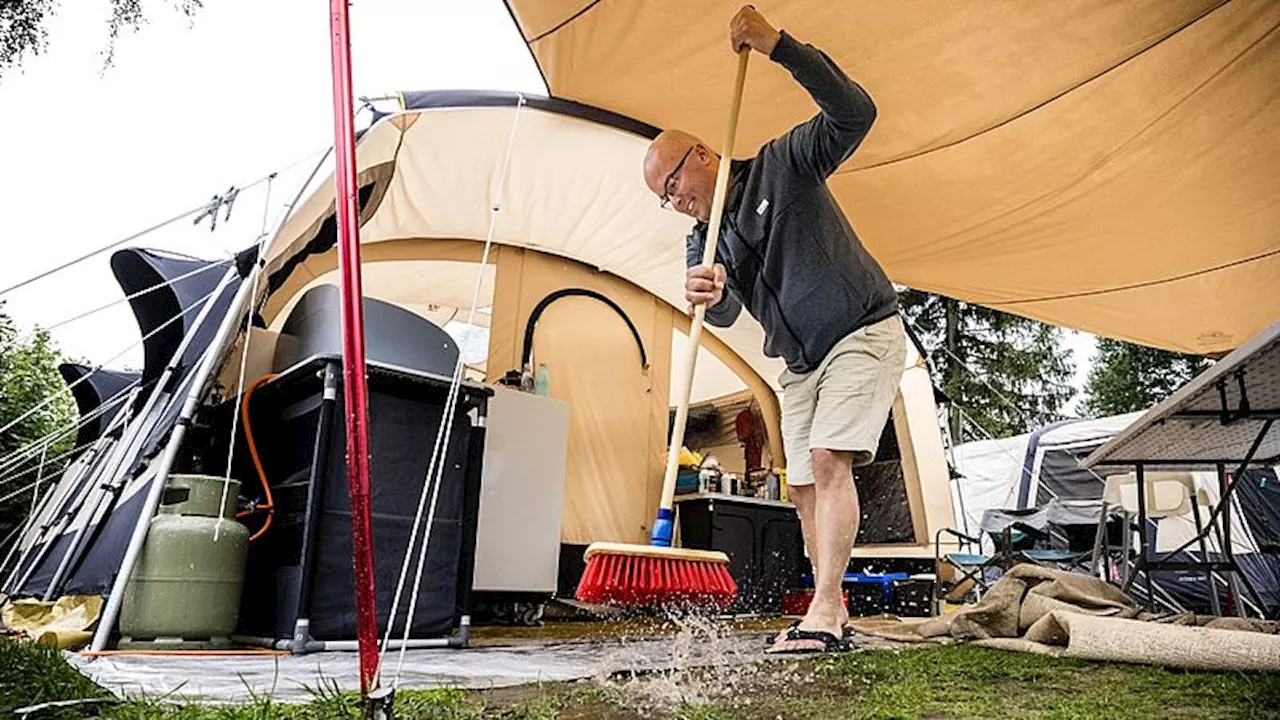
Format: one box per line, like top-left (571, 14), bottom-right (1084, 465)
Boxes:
top-left (1083, 316), bottom-right (1280, 620)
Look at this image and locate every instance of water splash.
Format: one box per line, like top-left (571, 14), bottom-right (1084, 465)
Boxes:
top-left (587, 612), bottom-right (786, 717)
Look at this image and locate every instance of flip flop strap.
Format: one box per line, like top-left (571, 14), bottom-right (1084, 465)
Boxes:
top-left (784, 625), bottom-right (846, 650)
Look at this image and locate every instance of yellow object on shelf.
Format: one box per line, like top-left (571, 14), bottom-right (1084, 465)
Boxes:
top-left (678, 446), bottom-right (703, 469)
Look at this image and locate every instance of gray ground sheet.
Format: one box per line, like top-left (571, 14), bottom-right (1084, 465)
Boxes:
top-left (66, 628), bottom-right (782, 704)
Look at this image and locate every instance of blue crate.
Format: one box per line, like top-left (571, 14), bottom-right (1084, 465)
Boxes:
top-left (800, 571), bottom-right (909, 607)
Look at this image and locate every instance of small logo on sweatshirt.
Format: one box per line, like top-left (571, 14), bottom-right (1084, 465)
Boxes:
top-left (756, 198), bottom-right (769, 215)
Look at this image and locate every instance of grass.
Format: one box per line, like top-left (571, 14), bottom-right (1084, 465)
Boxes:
top-left (0, 635), bottom-right (112, 719)
top-left (759, 644), bottom-right (1280, 720)
top-left (2, 636), bottom-right (1278, 719)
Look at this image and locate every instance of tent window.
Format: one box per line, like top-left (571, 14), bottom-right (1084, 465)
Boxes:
top-left (444, 321), bottom-right (489, 365)
top-left (854, 413), bottom-right (915, 545)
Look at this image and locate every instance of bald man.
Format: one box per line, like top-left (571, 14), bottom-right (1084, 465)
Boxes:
top-left (644, 6), bottom-right (905, 653)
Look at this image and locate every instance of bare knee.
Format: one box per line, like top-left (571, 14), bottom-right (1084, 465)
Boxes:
top-left (810, 448), bottom-right (852, 487)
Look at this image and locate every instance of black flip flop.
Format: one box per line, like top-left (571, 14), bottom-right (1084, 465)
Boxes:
top-left (766, 621), bottom-right (854, 647)
top-left (764, 624), bottom-right (853, 654)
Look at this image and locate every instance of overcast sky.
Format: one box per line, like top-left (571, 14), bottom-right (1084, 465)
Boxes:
top-left (0, 0), bottom-right (1095, 414)
top-left (0, 0), bottom-right (544, 369)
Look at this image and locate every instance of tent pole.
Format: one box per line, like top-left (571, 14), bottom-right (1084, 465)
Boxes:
top-left (291, 360), bottom-right (340, 653)
top-left (88, 265), bottom-right (251, 653)
top-left (5, 384), bottom-right (139, 596)
top-left (2, 438), bottom-right (103, 593)
top-left (327, 0), bottom-right (380, 696)
top-left (39, 389), bottom-right (146, 600)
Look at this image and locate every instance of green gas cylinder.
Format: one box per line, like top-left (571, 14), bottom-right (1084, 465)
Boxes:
top-left (117, 474), bottom-right (250, 650)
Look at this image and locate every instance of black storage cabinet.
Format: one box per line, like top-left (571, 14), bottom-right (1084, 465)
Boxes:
top-left (235, 355), bottom-right (490, 642)
top-left (674, 494), bottom-right (805, 614)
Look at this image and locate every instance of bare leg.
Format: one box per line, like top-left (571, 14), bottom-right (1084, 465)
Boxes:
top-left (808, 449), bottom-right (857, 631)
top-left (790, 483), bottom-right (820, 588)
top-left (774, 483), bottom-right (823, 643)
top-left (768, 448), bottom-right (857, 651)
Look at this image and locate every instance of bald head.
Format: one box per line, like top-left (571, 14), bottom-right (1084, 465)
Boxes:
top-left (643, 130), bottom-right (701, 194)
top-left (643, 129), bottom-right (719, 221)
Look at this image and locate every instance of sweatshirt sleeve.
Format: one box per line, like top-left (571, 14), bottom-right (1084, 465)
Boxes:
top-left (769, 30), bottom-right (877, 180)
top-left (686, 226), bottom-right (742, 327)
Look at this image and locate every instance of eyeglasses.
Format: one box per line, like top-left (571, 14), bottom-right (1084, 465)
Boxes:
top-left (660, 146), bottom-right (694, 210)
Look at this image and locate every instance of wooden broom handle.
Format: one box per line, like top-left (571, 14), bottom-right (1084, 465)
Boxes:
top-left (660, 48), bottom-right (750, 513)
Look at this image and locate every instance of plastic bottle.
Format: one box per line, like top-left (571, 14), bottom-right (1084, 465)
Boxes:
top-left (535, 363), bottom-right (550, 395)
top-left (766, 472), bottom-right (780, 501)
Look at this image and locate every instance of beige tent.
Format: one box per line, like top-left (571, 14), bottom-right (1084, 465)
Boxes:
top-left (242, 92), bottom-right (954, 554)
top-left (504, 0), bottom-right (1280, 358)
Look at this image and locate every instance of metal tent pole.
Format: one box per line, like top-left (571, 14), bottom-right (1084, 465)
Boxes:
top-left (88, 265), bottom-right (253, 653)
top-left (327, 0), bottom-right (376, 696)
top-left (291, 360), bottom-right (340, 653)
top-left (40, 389), bottom-right (147, 600)
top-left (327, 0), bottom-right (381, 697)
top-left (2, 439), bottom-right (103, 593)
top-left (5, 386), bottom-right (141, 597)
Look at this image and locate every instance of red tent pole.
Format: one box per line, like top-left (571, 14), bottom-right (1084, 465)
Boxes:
top-left (327, 0), bottom-right (379, 694)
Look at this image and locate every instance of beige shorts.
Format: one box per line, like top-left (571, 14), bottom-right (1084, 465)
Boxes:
top-left (779, 315), bottom-right (907, 486)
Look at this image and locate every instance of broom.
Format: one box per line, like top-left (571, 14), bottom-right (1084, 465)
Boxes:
top-left (575, 48), bottom-right (750, 611)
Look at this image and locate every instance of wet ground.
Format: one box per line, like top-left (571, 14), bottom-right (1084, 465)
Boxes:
top-left (28, 613), bottom-right (1278, 719)
top-left (66, 615), bottom-right (907, 705)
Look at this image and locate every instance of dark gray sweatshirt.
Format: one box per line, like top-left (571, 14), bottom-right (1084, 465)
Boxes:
top-left (686, 30), bottom-right (899, 376)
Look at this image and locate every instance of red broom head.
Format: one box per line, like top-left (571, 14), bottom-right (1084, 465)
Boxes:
top-left (574, 543), bottom-right (737, 611)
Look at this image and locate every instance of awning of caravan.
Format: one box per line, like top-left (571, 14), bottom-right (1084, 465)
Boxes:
top-left (502, 0), bottom-right (1280, 357)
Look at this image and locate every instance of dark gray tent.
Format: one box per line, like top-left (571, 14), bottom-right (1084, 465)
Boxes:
top-left (57, 364), bottom-right (139, 451)
top-left (5, 249), bottom-right (244, 600)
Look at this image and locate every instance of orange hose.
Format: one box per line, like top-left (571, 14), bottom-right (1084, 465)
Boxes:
top-left (241, 373), bottom-right (278, 541)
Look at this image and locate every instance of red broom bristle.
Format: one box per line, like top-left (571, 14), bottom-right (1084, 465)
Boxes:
top-left (575, 551), bottom-right (737, 610)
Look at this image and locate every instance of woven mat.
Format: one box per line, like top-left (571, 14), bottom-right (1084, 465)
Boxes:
top-left (849, 564), bottom-right (1280, 671)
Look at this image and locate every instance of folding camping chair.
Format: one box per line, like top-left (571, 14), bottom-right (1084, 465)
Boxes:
top-left (932, 501), bottom-right (1107, 616)
top-left (1098, 472), bottom-right (1195, 593)
top-left (978, 505), bottom-right (1051, 569)
top-left (980, 501), bottom-right (1101, 573)
top-left (931, 507), bottom-right (1055, 616)
top-left (1088, 499), bottom-right (1130, 582)
top-left (1014, 500), bottom-right (1109, 573)
top-left (932, 527), bottom-right (999, 616)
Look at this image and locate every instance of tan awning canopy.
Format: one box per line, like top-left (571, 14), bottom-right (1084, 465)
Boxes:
top-left (504, 0), bottom-right (1280, 356)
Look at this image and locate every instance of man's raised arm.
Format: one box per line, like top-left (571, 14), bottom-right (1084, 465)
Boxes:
top-left (769, 29), bottom-right (878, 181)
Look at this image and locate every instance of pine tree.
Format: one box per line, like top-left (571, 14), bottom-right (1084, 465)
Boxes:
top-left (898, 289), bottom-right (1075, 442)
top-left (1082, 338), bottom-right (1212, 416)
